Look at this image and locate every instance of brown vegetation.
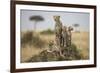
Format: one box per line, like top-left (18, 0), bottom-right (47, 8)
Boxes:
top-left (21, 31), bottom-right (89, 62)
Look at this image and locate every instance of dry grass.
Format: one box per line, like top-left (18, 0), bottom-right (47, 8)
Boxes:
top-left (72, 32), bottom-right (89, 59)
top-left (39, 34), bottom-right (55, 44)
top-left (21, 31), bottom-right (89, 62)
top-left (72, 32), bottom-right (89, 50)
top-left (21, 45), bottom-right (43, 62)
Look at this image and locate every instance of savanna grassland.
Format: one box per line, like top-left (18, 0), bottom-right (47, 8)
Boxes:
top-left (21, 31), bottom-right (89, 62)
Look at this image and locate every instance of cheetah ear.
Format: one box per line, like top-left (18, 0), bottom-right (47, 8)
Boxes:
top-left (58, 16), bottom-right (60, 19)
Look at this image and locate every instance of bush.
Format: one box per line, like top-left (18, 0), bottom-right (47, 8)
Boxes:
top-left (40, 29), bottom-right (54, 35)
top-left (70, 44), bottom-right (82, 60)
top-left (21, 31), bottom-right (33, 47)
top-left (21, 31), bottom-right (45, 48)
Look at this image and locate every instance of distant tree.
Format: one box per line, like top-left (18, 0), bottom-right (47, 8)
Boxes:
top-left (73, 24), bottom-right (80, 32)
top-left (30, 15), bottom-right (44, 31)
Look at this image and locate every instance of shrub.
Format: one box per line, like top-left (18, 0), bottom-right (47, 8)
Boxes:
top-left (70, 44), bottom-right (82, 60)
top-left (21, 31), bottom-right (45, 48)
top-left (40, 29), bottom-right (54, 35)
top-left (21, 31), bottom-right (33, 47)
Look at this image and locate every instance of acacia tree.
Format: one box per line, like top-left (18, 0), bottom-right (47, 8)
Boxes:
top-left (73, 24), bottom-right (80, 32)
top-left (30, 15), bottom-right (44, 31)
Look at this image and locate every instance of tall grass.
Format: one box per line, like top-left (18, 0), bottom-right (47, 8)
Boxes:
top-left (21, 32), bottom-right (89, 62)
top-left (21, 31), bottom-right (46, 48)
top-left (40, 29), bottom-right (54, 35)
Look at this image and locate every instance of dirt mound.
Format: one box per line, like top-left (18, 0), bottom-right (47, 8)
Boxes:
top-left (26, 44), bottom-right (81, 62)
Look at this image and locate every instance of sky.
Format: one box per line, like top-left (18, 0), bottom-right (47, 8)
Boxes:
top-left (20, 9), bottom-right (90, 32)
